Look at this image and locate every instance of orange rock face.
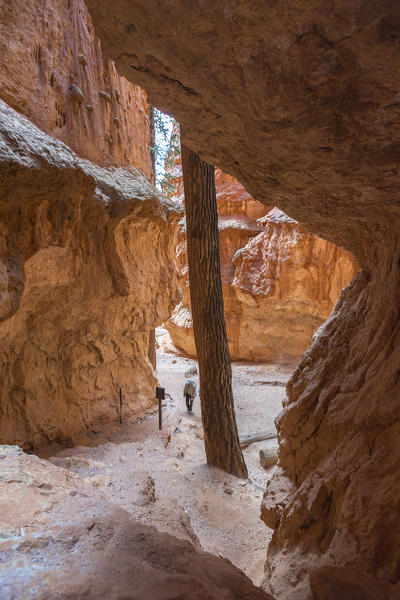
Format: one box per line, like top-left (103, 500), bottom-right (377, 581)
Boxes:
top-left (0, 0), bottom-right (152, 177)
top-left (0, 100), bottom-right (181, 451)
top-left (0, 0), bottom-right (178, 452)
top-left (166, 159), bottom-right (357, 362)
top-left (229, 208), bottom-right (358, 361)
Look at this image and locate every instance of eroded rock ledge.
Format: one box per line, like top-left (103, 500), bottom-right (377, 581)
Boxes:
top-left (0, 445), bottom-right (272, 600)
top-left (84, 0), bottom-right (400, 258)
top-left (0, 100), bottom-right (181, 451)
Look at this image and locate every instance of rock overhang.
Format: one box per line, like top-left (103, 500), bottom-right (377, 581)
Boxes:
top-left (84, 0), bottom-right (400, 264)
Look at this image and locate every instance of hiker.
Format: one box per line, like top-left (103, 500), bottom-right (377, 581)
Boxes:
top-left (183, 378), bottom-right (197, 414)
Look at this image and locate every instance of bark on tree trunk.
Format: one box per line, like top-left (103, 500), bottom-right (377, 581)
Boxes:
top-left (181, 141), bottom-right (247, 478)
top-left (148, 328), bottom-right (156, 370)
top-left (149, 105), bottom-right (156, 184)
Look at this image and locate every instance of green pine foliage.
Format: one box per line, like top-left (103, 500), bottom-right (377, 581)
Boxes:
top-left (150, 107), bottom-right (181, 194)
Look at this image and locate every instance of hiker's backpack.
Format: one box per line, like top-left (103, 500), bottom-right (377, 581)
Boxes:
top-left (184, 379), bottom-right (196, 397)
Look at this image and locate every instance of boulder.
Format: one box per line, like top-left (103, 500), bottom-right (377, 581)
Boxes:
top-left (0, 445), bottom-right (273, 600)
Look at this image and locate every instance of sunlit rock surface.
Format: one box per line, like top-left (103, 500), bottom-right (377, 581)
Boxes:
top-left (81, 2), bottom-right (400, 597)
top-left (229, 208), bottom-right (358, 361)
top-left (166, 154), bottom-right (357, 362)
top-left (0, 100), bottom-right (181, 451)
top-left (0, 0), bottom-right (180, 452)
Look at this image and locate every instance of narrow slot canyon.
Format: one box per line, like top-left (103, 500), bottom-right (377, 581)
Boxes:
top-left (1, 1), bottom-right (399, 600)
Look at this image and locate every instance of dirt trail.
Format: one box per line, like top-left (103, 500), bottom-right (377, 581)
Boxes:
top-left (49, 331), bottom-right (294, 586)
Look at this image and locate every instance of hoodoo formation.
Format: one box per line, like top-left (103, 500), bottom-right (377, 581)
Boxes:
top-left (164, 136), bottom-right (358, 362)
top-left (229, 208), bottom-right (358, 362)
top-left (1, 1), bottom-right (400, 599)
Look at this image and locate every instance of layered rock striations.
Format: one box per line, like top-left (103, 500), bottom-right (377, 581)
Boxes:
top-left (166, 155), bottom-right (357, 362)
top-left (80, 2), bottom-right (400, 598)
top-left (0, 100), bottom-right (180, 451)
top-left (230, 208), bottom-right (358, 362)
top-left (0, 0), bottom-right (151, 176)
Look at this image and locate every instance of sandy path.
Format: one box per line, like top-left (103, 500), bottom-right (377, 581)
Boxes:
top-left (49, 333), bottom-right (294, 586)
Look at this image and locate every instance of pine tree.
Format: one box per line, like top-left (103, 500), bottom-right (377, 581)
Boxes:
top-left (181, 141), bottom-right (247, 478)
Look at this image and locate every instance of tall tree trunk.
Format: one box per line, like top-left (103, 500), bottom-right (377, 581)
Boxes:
top-left (148, 327), bottom-right (156, 370)
top-left (149, 105), bottom-right (156, 184)
top-left (148, 106), bottom-right (157, 368)
top-left (181, 142), bottom-right (247, 478)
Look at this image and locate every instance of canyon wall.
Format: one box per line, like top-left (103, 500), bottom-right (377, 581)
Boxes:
top-left (230, 208), bottom-right (358, 362)
top-left (0, 0), bottom-right (180, 451)
top-left (81, 2), bottom-right (400, 598)
top-left (0, 0), bottom-right (151, 177)
top-left (0, 100), bottom-right (180, 452)
top-left (261, 243), bottom-right (400, 600)
top-left (166, 151), bottom-right (357, 362)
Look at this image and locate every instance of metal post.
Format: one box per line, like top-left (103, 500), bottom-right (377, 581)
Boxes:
top-left (119, 387), bottom-right (122, 424)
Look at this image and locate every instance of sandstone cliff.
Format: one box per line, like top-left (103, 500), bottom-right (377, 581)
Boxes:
top-left (0, 100), bottom-right (180, 451)
top-left (229, 208), bottom-right (358, 361)
top-left (0, 0), bottom-right (179, 452)
top-left (166, 156), bottom-right (357, 362)
top-left (0, 0), bottom-right (151, 176)
top-left (83, 2), bottom-right (400, 597)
